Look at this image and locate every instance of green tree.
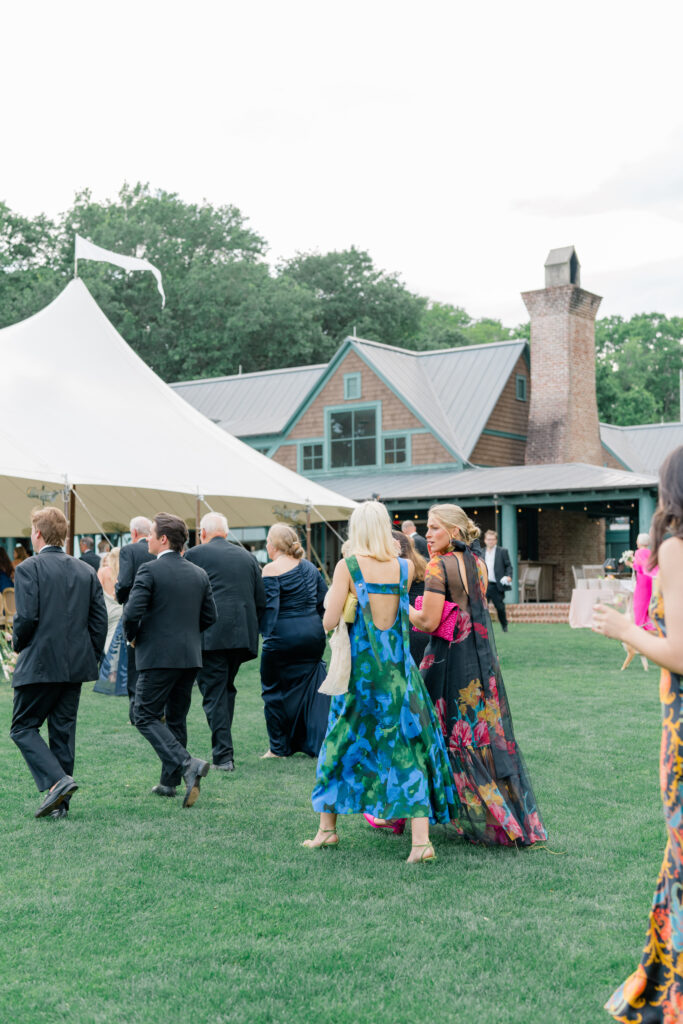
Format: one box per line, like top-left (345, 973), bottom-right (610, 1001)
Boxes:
top-left (278, 246), bottom-right (426, 351)
top-left (595, 313), bottom-right (683, 424)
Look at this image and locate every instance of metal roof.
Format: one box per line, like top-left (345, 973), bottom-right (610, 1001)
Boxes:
top-left (600, 422), bottom-right (683, 475)
top-left (312, 463), bottom-right (657, 502)
top-left (170, 364), bottom-right (327, 437)
top-left (351, 337), bottom-right (528, 460)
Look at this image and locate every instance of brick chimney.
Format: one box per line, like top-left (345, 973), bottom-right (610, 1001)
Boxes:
top-left (521, 247), bottom-right (603, 465)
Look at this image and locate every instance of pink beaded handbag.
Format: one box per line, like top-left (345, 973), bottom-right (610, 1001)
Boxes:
top-left (412, 595), bottom-right (459, 642)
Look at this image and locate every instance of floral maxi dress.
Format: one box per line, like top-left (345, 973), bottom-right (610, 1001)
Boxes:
top-left (312, 556), bottom-right (457, 824)
top-left (606, 579), bottom-right (683, 1023)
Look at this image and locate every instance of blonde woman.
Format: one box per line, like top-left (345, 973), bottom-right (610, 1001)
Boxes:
top-left (304, 501), bottom-right (457, 863)
top-left (94, 548), bottom-right (127, 697)
top-left (409, 504), bottom-right (546, 847)
top-left (259, 523), bottom-right (329, 759)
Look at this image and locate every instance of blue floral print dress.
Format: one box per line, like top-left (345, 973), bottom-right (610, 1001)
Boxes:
top-left (311, 556), bottom-right (457, 823)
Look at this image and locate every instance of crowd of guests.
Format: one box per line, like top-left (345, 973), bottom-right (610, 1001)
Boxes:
top-left (7, 445), bottom-right (683, 1017)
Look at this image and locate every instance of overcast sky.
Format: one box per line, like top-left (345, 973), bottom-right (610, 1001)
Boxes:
top-left (5, 0), bottom-right (683, 326)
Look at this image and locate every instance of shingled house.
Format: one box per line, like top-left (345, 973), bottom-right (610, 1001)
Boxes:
top-left (173, 249), bottom-right (670, 602)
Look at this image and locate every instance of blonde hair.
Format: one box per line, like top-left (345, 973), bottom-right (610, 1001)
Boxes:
top-left (342, 501), bottom-right (397, 561)
top-left (636, 533), bottom-right (651, 548)
top-left (106, 547), bottom-right (121, 584)
top-left (429, 504), bottom-right (481, 546)
top-left (268, 523), bottom-right (304, 560)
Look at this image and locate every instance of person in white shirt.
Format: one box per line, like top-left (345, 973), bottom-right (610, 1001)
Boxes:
top-left (483, 530), bottom-right (513, 633)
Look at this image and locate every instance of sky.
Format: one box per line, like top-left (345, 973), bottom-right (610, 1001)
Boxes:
top-left (5, 0), bottom-right (683, 326)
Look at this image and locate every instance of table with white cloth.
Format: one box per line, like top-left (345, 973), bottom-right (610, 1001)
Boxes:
top-left (568, 578), bottom-right (633, 628)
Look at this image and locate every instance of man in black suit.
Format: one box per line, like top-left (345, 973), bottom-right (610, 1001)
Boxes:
top-left (185, 512), bottom-right (266, 772)
top-left (483, 529), bottom-right (514, 633)
top-left (123, 513), bottom-right (217, 807)
top-left (79, 536), bottom-right (100, 571)
top-left (401, 520), bottom-right (429, 558)
top-left (115, 516), bottom-right (155, 724)
top-left (10, 506), bottom-right (107, 819)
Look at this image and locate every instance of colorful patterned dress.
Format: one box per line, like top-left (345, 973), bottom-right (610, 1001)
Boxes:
top-left (419, 543), bottom-right (547, 846)
top-left (606, 578), bottom-right (683, 1022)
top-left (311, 556), bottom-right (457, 823)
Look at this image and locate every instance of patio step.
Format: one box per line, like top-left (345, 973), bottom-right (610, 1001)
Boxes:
top-left (505, 602), bottom-right (570, 624)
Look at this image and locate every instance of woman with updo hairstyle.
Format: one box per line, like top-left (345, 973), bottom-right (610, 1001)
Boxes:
top-left (259, 522), bottom-right (329, 759)
top-left (409, 503), bottom-right (547, 847)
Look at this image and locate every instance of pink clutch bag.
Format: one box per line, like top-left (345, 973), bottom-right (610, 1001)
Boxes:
top-left (412, 595), bottom-right (459, 641)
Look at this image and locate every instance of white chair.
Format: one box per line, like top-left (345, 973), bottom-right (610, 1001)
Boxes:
top-left (520, 566), bottom-right (541, 602)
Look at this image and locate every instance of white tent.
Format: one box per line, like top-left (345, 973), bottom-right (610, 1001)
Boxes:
top-left (0, 280), bottom-right (355, 537)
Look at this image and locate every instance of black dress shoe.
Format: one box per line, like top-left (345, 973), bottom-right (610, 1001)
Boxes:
top-left (212, 760), bottom-right (235, 772)
top-left (48, 805), bottom-right (68, 819)
top-left (35, 776), bottom-right (78, 818)
top-left (151, 784), bottom-right (177, 798)
top-left (182, 757), bottom-right (210, 808)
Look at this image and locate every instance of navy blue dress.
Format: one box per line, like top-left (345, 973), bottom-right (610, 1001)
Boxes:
top-left (260, 560), bottom-right (330, 757)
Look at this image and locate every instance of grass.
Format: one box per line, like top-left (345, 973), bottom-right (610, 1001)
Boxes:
top-left (0, 625), bottom-right (665, 1024)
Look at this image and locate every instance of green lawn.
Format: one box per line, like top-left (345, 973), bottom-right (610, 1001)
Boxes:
top-left (0, 626), bottom-right (664, 1024)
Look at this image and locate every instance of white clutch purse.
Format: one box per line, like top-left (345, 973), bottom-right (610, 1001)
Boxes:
top-left (319, 619), bottom-right (351, 695)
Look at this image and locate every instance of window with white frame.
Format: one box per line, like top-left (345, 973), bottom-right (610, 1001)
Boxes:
top-left (383, 436), bottom-right (407, 465)
top-left (343, 373), bottom-right (362, 400)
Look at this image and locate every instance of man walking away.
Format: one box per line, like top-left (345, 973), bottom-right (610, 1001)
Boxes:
top-left (185, 513), bottom-right (266, 771)
top-left (123, 513), bottom-right (217, 807)
top-left (10, 507), bottom-right (107, 819)
top-left (115, 516), bottom-right (155, 724)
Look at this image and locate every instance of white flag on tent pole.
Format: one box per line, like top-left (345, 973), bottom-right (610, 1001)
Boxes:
top-left (74, 234), bottom-right (166, 307)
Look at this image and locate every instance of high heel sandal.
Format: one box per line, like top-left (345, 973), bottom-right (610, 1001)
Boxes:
top-left (302, 828), bottom-right (339, 849)
top-left (407, 842), bottom-right (436, 864)
top-left (363, 813), bottom-right (406, 835)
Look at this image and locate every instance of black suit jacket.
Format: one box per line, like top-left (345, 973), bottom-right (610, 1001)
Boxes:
top-left (488, 546), bottom-right (514, 592)
top-left (12, 547), bottom-right (107, 687)
top-left (80, 549), bottom-right (100, 571)
top-left (411, 533), bottom-right (429, 558)
top-left (115, 539), bottom-right (155, 606)
top-left (122, 551), bottom-right (217, 670)
top-left (184, 537), bottom-right (266, 657)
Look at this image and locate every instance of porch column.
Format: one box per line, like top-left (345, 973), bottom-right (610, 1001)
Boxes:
top-left (639, 492), bottom-right (656, 536)
top-left (500, 502), bottom-right (518, 602)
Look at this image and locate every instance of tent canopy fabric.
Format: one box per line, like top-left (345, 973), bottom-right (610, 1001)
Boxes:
top-left (0, 280), bottom-right (355, 536)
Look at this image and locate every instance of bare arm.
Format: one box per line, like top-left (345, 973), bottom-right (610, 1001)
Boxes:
top-left (409, 590), bottom-right (445, 633)
top-left (593, 537), bottom-right (683, 674)
top-left (323, 559), bottom-right (352, 632)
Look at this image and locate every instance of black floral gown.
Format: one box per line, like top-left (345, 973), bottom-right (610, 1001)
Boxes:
top-left (419, 542), bottom-right (547, 846)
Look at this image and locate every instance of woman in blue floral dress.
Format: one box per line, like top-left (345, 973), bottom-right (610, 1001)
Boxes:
top-left (305, 501), bottom-right (458, 863)
top-left (595, 446), bottom-right (683, 1022)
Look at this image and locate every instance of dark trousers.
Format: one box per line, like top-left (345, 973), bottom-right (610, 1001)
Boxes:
top-left (10, 682), bottom-right (82, 792)
top-left (126, 643), bottom-right (139, 724)
top-left (195, 649), bottom-right (246, 764)
top-left (134, 667), bottom-right (196, 787)
top-left (486, 582), bottom-right (508, 630)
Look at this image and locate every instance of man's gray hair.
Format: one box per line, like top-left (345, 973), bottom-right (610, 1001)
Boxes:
top-left (130, 516), bottom-right (153, 537)
top-left (201, 512), bottom-right (229, 536)
top-left (401, 520), bottom-right (414, 533)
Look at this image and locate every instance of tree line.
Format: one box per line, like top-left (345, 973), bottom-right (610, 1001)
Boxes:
top-left (1, 183), bottom-right (680, 425)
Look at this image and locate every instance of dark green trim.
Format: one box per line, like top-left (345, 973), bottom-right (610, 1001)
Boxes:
top-left (480, 428), bottom-right (527, 442)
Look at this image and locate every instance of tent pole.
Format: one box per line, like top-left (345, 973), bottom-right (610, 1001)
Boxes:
top-left (195, 494), bottom-right (202, 546)
top-left (306, 505), bottom-right (311, 561)
top-left (67, 486), bottom-right (76, 556)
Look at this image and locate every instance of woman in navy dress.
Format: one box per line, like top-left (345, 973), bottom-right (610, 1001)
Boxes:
top-left (259, 523), bottom-right (330, 759)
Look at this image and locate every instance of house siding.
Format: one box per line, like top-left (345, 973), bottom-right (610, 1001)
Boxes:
top-left (469, 355), bottom-right (529, 466)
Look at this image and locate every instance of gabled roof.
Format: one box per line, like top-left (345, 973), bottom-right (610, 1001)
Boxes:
top-left (600, 422), bottom-right (683, 475)
top-left (312, 463), bottom-right (657, 503)
top-left (329, 336), bottom-right (528, 461)
top-left (171, 364), bottom-right (327, 437)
